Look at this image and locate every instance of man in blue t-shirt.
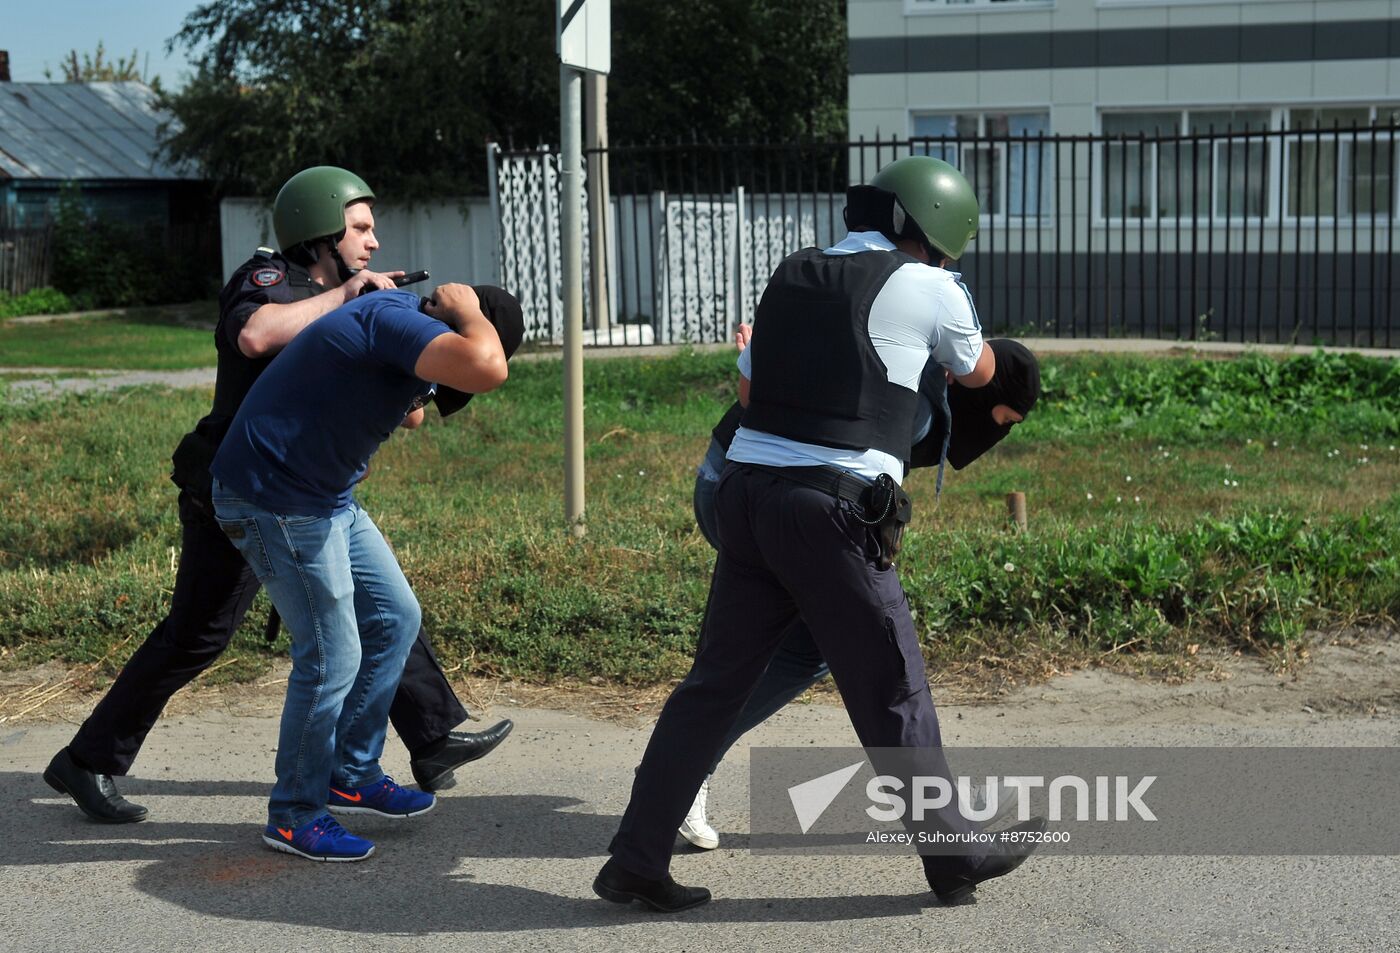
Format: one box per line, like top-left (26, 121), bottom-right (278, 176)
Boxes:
top-left (211, 283), bottom-right (510, 863)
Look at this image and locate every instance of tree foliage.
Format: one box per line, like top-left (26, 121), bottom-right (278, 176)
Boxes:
top-left (609, 0), bottom-right (846, 146)
top-left (158, 0), bottom-right (846, 199)
top-left (46, 41), bottom-right (157, 87)
top-left (50, 186), bottom-right (214, 308)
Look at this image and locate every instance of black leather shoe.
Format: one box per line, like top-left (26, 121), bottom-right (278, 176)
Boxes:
top-left (592, 857), bottom-right (711, 912)
top-left (924, 816), bottom-right (1047, 904)
top-left (409, 719), bottom-right (514, 792)
top-left (43, 748), bottom-right (148, 824)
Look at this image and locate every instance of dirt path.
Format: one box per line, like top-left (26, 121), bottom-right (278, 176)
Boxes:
top-left (2, 632), bottom-right (1396, 953)
top-left (4, 626), bottom-right (1395, 735)
top-left (3, 330), bottom-right (1395, 401)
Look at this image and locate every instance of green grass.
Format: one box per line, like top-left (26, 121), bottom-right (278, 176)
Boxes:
top-left (0, 349), bottom-right (1397, 686)
top-left (0, 302), bottom-right (219, 370)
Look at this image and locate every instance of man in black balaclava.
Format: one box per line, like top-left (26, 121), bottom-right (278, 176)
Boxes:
top-left (913, 337), bottom-right (1041, 471)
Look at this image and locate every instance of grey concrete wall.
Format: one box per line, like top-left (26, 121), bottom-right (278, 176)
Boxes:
top-left (219, 197), bottom-right (499, 286)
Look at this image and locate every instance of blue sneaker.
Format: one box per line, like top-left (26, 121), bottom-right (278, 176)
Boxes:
top-left (327, 775), bottom-right (436, 818)
top-left (263, 814), bottom-right (374, 862)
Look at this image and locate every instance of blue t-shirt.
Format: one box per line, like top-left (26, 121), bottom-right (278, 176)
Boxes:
top-left (211, 290), bottom-right (451, 516)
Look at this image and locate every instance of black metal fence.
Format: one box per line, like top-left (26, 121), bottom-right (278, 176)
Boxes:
top-left (493, 128), bottom-right (1399, 347)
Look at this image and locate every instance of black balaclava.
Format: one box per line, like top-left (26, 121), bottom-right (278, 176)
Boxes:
top-left (431, 285), bottom-right (525, 417)
top-left (944, 339), bottom-right (1041, 470)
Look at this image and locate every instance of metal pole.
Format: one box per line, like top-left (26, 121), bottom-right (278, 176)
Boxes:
top-left (735, 184), bottom-right (748, 328)
top-left (486, 142), bottom-right (503, 286)
top-left (561, 65), bottom-right (586, 537)
top-left (585, 72), bottom-right (612, 341)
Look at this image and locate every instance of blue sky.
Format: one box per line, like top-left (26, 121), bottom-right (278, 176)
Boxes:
top-left (7, 1), bottom-right (206, 86)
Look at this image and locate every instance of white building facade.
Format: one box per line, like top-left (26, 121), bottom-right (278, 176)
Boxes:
top-left (847, 0), bottom-right (1399, 344)
top-left (850, 0), bottom-right (1397, 143)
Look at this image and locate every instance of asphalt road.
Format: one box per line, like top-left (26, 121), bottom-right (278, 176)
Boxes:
top-left (3, 656), bottom-right (1397, 953)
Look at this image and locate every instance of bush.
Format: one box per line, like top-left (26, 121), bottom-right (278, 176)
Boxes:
top-left (1033, 350), bottom-right (1400, 442)
top-left (0, 287), bottom-right (74, 319)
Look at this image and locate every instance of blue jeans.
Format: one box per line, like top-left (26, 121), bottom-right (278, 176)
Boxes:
top-left (694, 456), bottom-right (831, 774)
top-left (212, 481), bottom-right (421, 828)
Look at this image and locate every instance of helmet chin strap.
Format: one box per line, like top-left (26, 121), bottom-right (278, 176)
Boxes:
top-left (330, 244), bottom-right (359, 283)
top-left (291, 234), bottom-right (358, 284)
top-left (892, 198), bottom-right (943, 264)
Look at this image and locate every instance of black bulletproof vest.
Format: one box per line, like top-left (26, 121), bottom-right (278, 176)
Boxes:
top-left (741, 247), bottom-right (920, 461)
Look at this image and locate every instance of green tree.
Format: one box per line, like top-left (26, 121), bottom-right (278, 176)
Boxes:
top-left (609, 0), bottom-right (846, 145)
top-left (50, 185), bottom-right (214, 308)
top-left (46, 40), bottom-right (157, 87)
top-left (158, 0), bottom-right (846, 199)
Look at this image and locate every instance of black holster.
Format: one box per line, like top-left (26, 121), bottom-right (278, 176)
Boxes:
top-left (861, 473), bottom-right (913, 571)
top-left (171, 430), bottom-right (218, 509)
top-left (751, 464), bottom-right (914, 571)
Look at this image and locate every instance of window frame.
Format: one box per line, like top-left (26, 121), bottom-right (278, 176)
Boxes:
top-left (1096, 0), bottom-right (1307, 7)
top-left (1096, 105), bottom-right (1400, 226)
top-left (909, 108), bottom-right (1056, 223)
top-left (904, 0), bottom-right (1055, 15)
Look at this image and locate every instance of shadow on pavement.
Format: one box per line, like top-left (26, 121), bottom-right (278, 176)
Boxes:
top-left (10, 771), bottom-right (922, 932)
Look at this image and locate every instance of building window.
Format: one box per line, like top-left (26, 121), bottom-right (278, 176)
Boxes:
top-left (1285, 107), bottom-right (1396, 220)
top-left (1101, 110), bottom-right (1270, 220)
top-left (911, 111), bottom-right (1053, 217)
top-left (1100, 105), bottom-right (1397, 221)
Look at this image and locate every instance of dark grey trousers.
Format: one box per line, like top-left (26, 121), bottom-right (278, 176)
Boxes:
top-left (609, 463), bottom-right (980, 880)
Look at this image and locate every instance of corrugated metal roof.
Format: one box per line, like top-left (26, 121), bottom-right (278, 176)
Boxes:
top-left (0, 81), bottom-right (198, 182)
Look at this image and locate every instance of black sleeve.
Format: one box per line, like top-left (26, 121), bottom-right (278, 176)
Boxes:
top-left (909, 367), bottom-right (952, 470)
top-left (216, 258), bottom-right (301, 353)
top-left (711, 401), bottom-right (744, 452)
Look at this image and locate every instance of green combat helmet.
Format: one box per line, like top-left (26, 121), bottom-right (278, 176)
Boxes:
top-left (859, 156), bottom-right (979, 261)
top-left (272, 166), bottom-right (376, 253)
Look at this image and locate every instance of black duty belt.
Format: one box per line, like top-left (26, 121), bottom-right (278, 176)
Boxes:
top-left (745, 462), bottom-right (912, 570)
top-left (747, 463), bottom-right (873, 506)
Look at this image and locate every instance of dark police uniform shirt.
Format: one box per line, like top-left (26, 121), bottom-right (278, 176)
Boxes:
top-left (170, 250), bottom-right (323, 500)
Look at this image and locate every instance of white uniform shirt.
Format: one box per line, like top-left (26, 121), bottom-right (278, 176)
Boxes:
top-left (727, 231), bottom-right (983, 484)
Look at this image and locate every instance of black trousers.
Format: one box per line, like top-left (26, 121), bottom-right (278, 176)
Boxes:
top-left (69, 491), bottom-right (467, 776)
top-left (610, 464), bottom-right (980, 880)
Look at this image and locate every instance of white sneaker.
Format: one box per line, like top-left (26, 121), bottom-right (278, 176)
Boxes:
top-left (679, 775), bottom-right (719, 850)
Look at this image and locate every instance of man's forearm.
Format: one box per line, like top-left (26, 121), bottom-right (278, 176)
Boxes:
top-left (237, 292), bottom-right (345, 359)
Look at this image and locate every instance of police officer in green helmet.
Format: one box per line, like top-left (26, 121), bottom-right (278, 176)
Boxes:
top-left (864, 153), bottom-right (980, 262)
top-left (43, 167), bottom-right (512, 825)
top-left (273, 166), bottom-right (381, 284)
top-left (595, 155), bottom-right (1044, 911)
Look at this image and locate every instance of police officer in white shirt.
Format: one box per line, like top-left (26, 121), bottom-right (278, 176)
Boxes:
top-left (593, 157), bottom-right (1046, 912)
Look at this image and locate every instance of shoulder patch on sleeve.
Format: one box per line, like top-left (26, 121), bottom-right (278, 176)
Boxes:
top-left (249, 267), bottom-right (285, 288)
